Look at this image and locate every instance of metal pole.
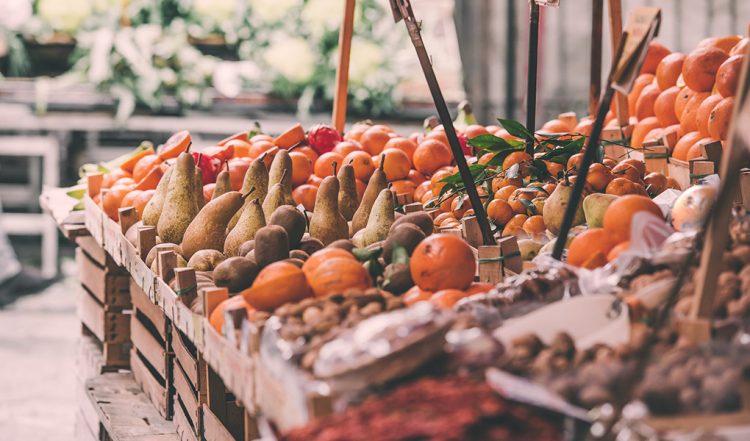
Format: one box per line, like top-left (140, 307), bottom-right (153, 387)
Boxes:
top-left (525, 1), bottom-right (540, 152)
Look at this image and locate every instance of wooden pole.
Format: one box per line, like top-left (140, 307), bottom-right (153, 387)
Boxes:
top-left (689, 49), bottom-right (750, 335)
top-left (332, 0), bottom-right (356, 133)
top-left (391, 0), bottom-right (495, 245)
top-left (525, 1), bottom-right (540, 152)
top-left (589, 0), bottom-right (603, 117)
top-left (608, 0), bottom-right (629, 128)
top-left (506, 0), bottom-right (518, 119)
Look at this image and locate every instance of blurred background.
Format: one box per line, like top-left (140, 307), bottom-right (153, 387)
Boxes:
top-left (0, 0), bottom-right (748, 439)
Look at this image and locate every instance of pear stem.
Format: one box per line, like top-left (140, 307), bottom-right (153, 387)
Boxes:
top-left (280, 168), bottom-right (288, 183)
top-left (186, 142), bottom-right (192, 153)
top-left (224, 160), bottom-right (229, 172)
top-left (332, 161), bottom-right (338, 176)
top-left (241, 186), bottom-right (256, 200)
top-left (379, 153), bottom-right (385, 171)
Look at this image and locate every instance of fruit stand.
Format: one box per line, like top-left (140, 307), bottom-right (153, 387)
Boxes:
top-left (35, 1), bottom-right (750, 440)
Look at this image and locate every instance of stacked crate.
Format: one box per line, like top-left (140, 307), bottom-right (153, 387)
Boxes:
top-left (172, 325), bottom-right (204, 441)
top-left (129, 278), bottom-right (173, 419)
top-left (75, 235), bottom-right (131, 369)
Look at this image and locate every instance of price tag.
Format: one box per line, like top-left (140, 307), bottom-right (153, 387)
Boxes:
top-left (612, 7), bottom-right (661, 94)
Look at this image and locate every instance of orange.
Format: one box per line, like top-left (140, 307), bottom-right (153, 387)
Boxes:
top-left (274, 123), bottom-right (305, 149)
top-left (302, 248), bottom-right (356, 278)
top-left (292, 184), bottom-right (317, 211)
top-left (408, 169), bottom-right (426, 185)
top-left (621, 158), bottom-right (646, 177)
top-left (644, 172), bottom-right (668, 197)
top-left (655, 52), bottom-right (686, 89)
top-left (375, 148), bottom-right (411, 181)
top-left (289, 151), bottom-right (313, 186)
top-left (487, 199), bottom-right (514, 225)
top-left (227, 158), bottom-right (251, 190)
top-left (413, 140), bottom-right (452, 175)
top-left (430, 169), bottom-right (453, 195)
top-left (707, 97), bottom-right (734, 140)
top-left (410, 234), bottom-right (476, 291)
top-left (635, 84), bottom-right (661, 120)
top-left (344, 123), bottom-right (370, 142)
top-left (544, 160), bottom-right (564, 179)
top-left (309, 257), bottom-right (372, 297)
top-left (133, 165), bottom-right (163, 191)
top-left (344, 150), bottom-right (376, 181)
top-left (313, 152), bottom-right (344, 178)
top-left (425, 128), bottom-right (450, 146)
top-left (502, 214), bottom-right (528, 237)
top-left (120, 189), bottom-right (142, 210)
top-left (242, 262), bottom-right (312, 312)
top-left (383, 137), bottom-right (418, 163)
top-left (611, 163), bottom-right (642, 183)
top-left (586, 163), bottom-right (614, 192)
top-left (132, 189), bottom-right (155, 219)
top-left (414, 181), bottom-right (431, 202)
top-left (630, 116), bottom-right (661, 149)
top-left (641, 41), bottom-right (671, 74)
top-left (360, 125), bottom-right (392, 155)
top-left (522, 215), bottom-right (546, 238)
top-left (607, 241), bottom-right (631, 262)
top-left (643, 127), bottom-right (664, 145)
top-left (567, 228), bottom-right (616, 269)
top-left (102, 184), bottom-right (130, 220)
top-left (307, 174), bottom-right (323, 187)
top-left (674, 87), bottom-right (697, 120)
top-left (541, 119), bottom-right (572, 133)
top-left (653, 86), bottom-right (681, 126)
top-left (355, 179), bottom-right (366, 200)
top-left (697, 35), bottom-right (742, 54)
top-left (391, 180), bottom-right (417, 198)
top-left (502, 151), bottom-right (532, 175)
top-left (295, 146), bottom-right (319, 164)
top-left (121, 147), bottom-right (155, 174)
top-left (567, 152), bottom-right (584, 173)
top-left (157, 130), bottom-right (191, 160)
top-left (450, 195), bottom-right (472, 219)
top-left (574, 118), bottom-right (594, 136)
top-left (463, 124), bottom-right (490, 139)
top-left (209, 295), bottom-right (254, 333)
top-left (494, 184), bottom-right (519, 202)
top-left (682, 48), bottom-right (729, 92)
top-left (603, 194), bottom-right (663, 243)
top-left (332, 140), bottom-right (362, 157)
top-left (433, 212), bottom-right (455, 227)
top-left (491, 176), bottom-right (523, 193)
top-left (679, 91), bottom-right (710, 133)
top-left (695, 94), bottom-right (724, 137)
top-left (671, 131), bottom-right (702, 161)
top-left (465, 282), bottom-right (494, 296)
top-left (716, 55), bottom-right (744, 97)
top-left (430, 289), bottom-right (469, 310)
top-left (102, 168), bottom-right (130, 189)
top-left (248, 140), bottom-right (276, 159)
top-left (605, 177), bottom-right (647, 196)
top-left (403, 285), bottom-right (433, 306)
top-left (203, 183), bottom-right (215, 202)
top-left (420, 189), bottom-right (434, 206)
top-left (132, 154), bottom-right (162, 183)
top-left (628, 74), bottom-right (656, 116)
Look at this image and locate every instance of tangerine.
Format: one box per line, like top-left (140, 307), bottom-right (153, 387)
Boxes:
top-left (603, 194), bottom-right (663, 243)
top-left (410, 234), bottom-right (476, 291)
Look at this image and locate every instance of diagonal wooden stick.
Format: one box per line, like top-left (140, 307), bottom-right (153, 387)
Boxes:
top-left (332, 0), bottom-right (356, 133)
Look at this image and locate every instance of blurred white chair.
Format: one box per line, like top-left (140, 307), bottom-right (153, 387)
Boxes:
top-left (0, 136), bottom-right (60, 277)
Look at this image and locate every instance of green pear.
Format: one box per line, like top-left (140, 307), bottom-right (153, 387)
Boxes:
top-left (361, 189), bottom-right (395, 247)
top-left (229, 156), bottom-right (268, 230)
top-left (542, 181), bottom-right (585, 235)
top-left (157, 152), bottom-right (198, 243)
top-left (518, 239), bottom-right (544, 260)
top-left (224, 198), bottom-right (266, 257)
top-left (141, 165), bottom-right (174, 226)
top-left (351, 157), bottom-right (388, 234)
top-left (337, 163), bottom-right (358, 221)
top-left (309, 175), bottom-right (348, 245)
top-left (212, 165), bottom-right (232, 200)
top-left (583, 193), bottom-right (619, 228)
top-left (180, 191), bottom-right (246, 259)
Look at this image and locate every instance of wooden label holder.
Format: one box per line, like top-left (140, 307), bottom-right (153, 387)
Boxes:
top-left (478, 237), bottom-right (522, 284)
top-left (403, 202), bottom-right (424, 213)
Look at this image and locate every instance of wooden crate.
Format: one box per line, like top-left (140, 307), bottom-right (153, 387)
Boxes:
top-left (667, 157), bottom-right (715, 190)
top-left (172, 325), bottom-right (203, 437)
top-left (203, 363), bottom-right (256, 441)
top-left (130, 279), bottom-right (172, 419)
top-left (173, 392), bottom-right (199, 441)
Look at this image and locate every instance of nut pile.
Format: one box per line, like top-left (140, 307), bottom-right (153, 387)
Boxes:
top-left (273, 289), bottom-right (404, 370)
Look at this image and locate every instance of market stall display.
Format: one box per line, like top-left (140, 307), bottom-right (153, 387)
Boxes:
top-left (34, 2), bottom-right (750, 440)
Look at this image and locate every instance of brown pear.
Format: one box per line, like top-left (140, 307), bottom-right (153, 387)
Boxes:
top-left (180, 191), bottom-right (245, 259)
top-left (194, 167), bottom-right (205, 210)
top-left (229, 156), bottom-right (269, 230)
top-left (157, 152), bottom-right (198, 243)
top-left (309, 175), bottom-right (348, 245)
top-left (337, 163), bottom-right (358, 221)
top-left (351, 156), bottom-right (388, 234)
top-left (224, 198), bottom-right (266, 257)
top-left (141, 165), bottom-right (174, 226)
top-left (212, 164), bottom-right (231, 200)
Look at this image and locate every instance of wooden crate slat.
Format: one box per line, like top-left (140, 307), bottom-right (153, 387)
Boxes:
top-left (77, 248), bottom-right (131, 308)
top-left (173, 358), bottom-right (200, 434)
top-left (85, 372), bottom-right (177, 441)
top-left (172, 327), bottom-right (199, 388)
top-left (102, 215), bottom-right (125, 266)
top-left (76, 235), bottom-right (108, 267)
top-left (173, 394), bottom-right (199, 441)
top-left (131, 315), bottom-right (168, 380)
top-left (131, 279), bottom-right (167, 340)
top-left (84, 195), bottom-right (104, 247)
top-left (130, 349), bottom-right (169, 420)
top-left (202, 404), bottom-right (235, 441)
top-left (79, 286), bottom-right (105, 342)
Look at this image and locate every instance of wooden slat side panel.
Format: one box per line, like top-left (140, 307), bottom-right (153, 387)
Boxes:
top-left (76, 236), bottom-right (107, 267)
top-left (130, 349), bottom-right (169, 419)
top-left (172, 327), bottom-right (198, 387)
top-left (131, 314), bottom-right (168, 380)
top-left (130, 278), bottom-right (167, 339)
top-left (77, 248), bottom-right (130, 307)
top-left (102, 341), bottom-right (130, 368)
top-left (202, 404), bottom-right (235, 441)
top-left (173, 395), bottom-right (199, 441)
top-left (173, 359), bottom-right (200, 434)
top-left (79, 287), bottom-right (105, 341)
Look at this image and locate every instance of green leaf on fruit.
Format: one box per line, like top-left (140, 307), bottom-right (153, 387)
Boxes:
top-left (497, 118), bottom-right (534, 143)
top-left (519, 198), bottom-right (537, 216)
top-left (505, 163), bottom-right (520, 179)
top-left (352, 247), bottom-right (382, 262)
top-left (391, 244), bottom-right (410, 265)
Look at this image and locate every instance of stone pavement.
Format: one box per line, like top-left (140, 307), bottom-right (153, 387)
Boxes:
top-left (0, 260), bottom-right (78, 441)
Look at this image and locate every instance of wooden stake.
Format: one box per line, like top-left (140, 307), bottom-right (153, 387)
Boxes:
top-left (525, 1), bottom-right (540, 148)
top-left (118, 207), bottom-right (138, 234)
top-left (690, 49), bottom-right (750, 332)
top-left (174, 267), bottom-right (198, 306)
top-left (589, 0), bottom-right (603, 117)
top-left (157, 250), bottom-right (177, 282)
top-left (608, 0), bottom-right (629, 127)
top-left (202, 287), bottom-right (229, 319)
top-left (390, 0), bottom-right (495, 245)
top-left (137, 226), bottom-right (156, 261)
top-left (332, 0), bottom-right (356, 133)
top-left (86, 173), bottom-right (103, 198)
